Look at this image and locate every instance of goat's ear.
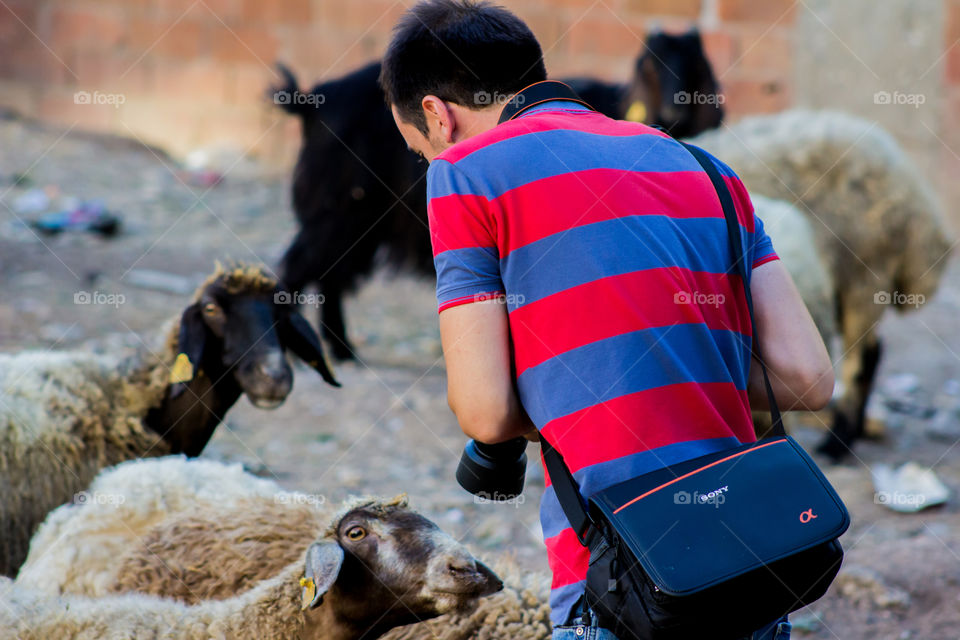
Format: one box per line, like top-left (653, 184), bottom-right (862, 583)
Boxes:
top-left (302, 542), bottom-right (344, 610)
top-left (278, 312), bottom-right (341, 388)
top-left (170, 303), bottom-right (207, 396)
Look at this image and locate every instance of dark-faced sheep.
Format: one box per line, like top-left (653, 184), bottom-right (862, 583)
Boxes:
top-left (0, 262), bottom-right (339, 577)
top-left (3, 493), bottom-right (501, 640)
top-left (275, 30), bottom-right (724, 360)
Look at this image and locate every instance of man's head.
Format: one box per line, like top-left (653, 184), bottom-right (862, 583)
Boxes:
top-left (380, 0), bottom-right (546, 162)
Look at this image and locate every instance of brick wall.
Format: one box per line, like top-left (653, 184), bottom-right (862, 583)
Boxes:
top-left (0, 0), bottom-right (955, 210)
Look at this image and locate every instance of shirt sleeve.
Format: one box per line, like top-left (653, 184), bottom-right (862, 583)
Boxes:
top-left (709, 155), bottom-right (780, 272)
top-left (426, 159), bottom-right (505, 313)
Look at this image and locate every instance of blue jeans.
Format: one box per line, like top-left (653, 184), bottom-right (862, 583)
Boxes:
top-left (551, 613), bottom-right (791, 640)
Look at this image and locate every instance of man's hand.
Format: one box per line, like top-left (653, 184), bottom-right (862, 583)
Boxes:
top-left (439, 299), bottom-right (535, 443)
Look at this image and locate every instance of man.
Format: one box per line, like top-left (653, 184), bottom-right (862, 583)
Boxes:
top-left (381, 2), bottom-right (832, 639)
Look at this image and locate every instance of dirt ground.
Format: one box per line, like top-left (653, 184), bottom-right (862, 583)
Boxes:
top-left (2, 112), bottom-right (959, 639)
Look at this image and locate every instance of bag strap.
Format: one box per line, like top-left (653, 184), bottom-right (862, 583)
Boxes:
top-left (540, 141), bottom-right (785, 547)
top-left (680, 142), bottom-right (783, 435)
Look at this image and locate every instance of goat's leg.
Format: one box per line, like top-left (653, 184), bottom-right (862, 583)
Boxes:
top-left (320, 284), bottom-right (356, 361)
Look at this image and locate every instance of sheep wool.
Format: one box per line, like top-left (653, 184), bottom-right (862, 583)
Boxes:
top-left (751, 194), bottom-right (836, 346)
top-left (15, 456), bottom-right (292, 598)
top-left (688, 109), bottom-right (952, 310)
top-left (382, 563), bottom-right (553, 640)
top-left (0, 555), bottom-right (318, 640)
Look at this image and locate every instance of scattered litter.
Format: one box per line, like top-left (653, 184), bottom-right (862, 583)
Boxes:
top-left (11, 171), bottom-right (32, 187)
top-left (30, 200), bottom-right (121, 237)
top-left (926, 380), bottom-right (960, 441)
top-left (124, 269), bottom-right (196, 295)
top-left (13, 188), bottom-right (50, 214)
top-left (878, 373), bottom-right (934, 418)
top-left (882, 373), bottom-right (920, 396)
top-left (872, 462), bottom-right (950, 513)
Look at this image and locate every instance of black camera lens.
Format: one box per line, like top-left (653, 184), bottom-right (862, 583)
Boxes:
top-left (456, 437), bottom-right (528, 500)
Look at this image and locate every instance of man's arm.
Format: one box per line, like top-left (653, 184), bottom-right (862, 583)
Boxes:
top-left (748, 260), bottom-right (834, 410)
top-left (439, 300), bottom-right (535, 444)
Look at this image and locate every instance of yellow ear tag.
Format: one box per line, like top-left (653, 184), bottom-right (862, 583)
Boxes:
top-left (169, 353), bottom-right (195, 384)
top-left (625, 100), bottom-right (647, 123)
top-left (300, 576), bottom-right (316, 611)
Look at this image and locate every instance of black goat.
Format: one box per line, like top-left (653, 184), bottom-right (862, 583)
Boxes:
top-left (566, 28), bottom-right (724, 138)
top-left (276, 30), bottom-right (724, 360)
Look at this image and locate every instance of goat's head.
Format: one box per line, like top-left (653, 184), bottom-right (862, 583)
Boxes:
top-left (171, 262), bottom-right (339, 410)
top-left (300, 496), bottom-right (502, 638)
top-left (624, 28), bottom-right (724, 138)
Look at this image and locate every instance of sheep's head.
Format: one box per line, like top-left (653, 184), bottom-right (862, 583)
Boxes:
top-left (171, 262), bottom-right (339, 410)
top-left (624, 28), bottom-right (724, 138)
top-left (301, 496), bottom-right (502, 637)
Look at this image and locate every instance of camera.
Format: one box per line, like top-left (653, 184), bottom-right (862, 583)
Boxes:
top-left (455, 437), bottom-right (528, 500)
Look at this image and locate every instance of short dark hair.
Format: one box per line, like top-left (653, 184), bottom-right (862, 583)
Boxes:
top-left (380, 0), bottom-right (547, 133)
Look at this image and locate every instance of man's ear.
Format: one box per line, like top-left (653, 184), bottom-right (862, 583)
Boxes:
top-left (277, 311), bottom-right (341, 387)
top-left (422, 95), bottom-right (455, 144)
top-left (170, 303), bottom-right (207, 397)
top-left (301, 542), bottom-right (345, 610)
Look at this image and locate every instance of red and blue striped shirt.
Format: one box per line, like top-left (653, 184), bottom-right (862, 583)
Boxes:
top-left (426, 102), bottom-right (778, 626)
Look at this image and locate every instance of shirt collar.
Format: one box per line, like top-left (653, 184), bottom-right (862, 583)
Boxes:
top-left (514, 99), bottom-right (594, 119)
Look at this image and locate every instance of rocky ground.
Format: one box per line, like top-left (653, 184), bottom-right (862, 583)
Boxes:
top-left (1, 111), bottom-right (959, 638)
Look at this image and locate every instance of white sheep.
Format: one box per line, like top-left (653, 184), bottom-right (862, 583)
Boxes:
top-left (2, 493), bottom-right (501, 640)
top-left (750, 194), bottom-right (838, 436)
top-left (688, 110), bottom-right (953, 456)
top-left (0, 262), bottom-right (339, 577)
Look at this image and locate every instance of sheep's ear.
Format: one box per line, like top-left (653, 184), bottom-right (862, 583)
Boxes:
top-left (278, 312), bottom-right (340, 388)
top-left (170, 303), bottom-right (207, 397)
top-left (302, 542), bottom-right (344, 610)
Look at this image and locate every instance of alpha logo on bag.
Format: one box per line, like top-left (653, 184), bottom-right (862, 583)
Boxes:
top-left (799, 508), bottom-right (818, 523)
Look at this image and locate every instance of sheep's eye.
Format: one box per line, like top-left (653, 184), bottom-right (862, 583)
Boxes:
top-left (203, 303), bottom-right (220, 315)
top-left (346, 526), bottom-right (366, 541)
